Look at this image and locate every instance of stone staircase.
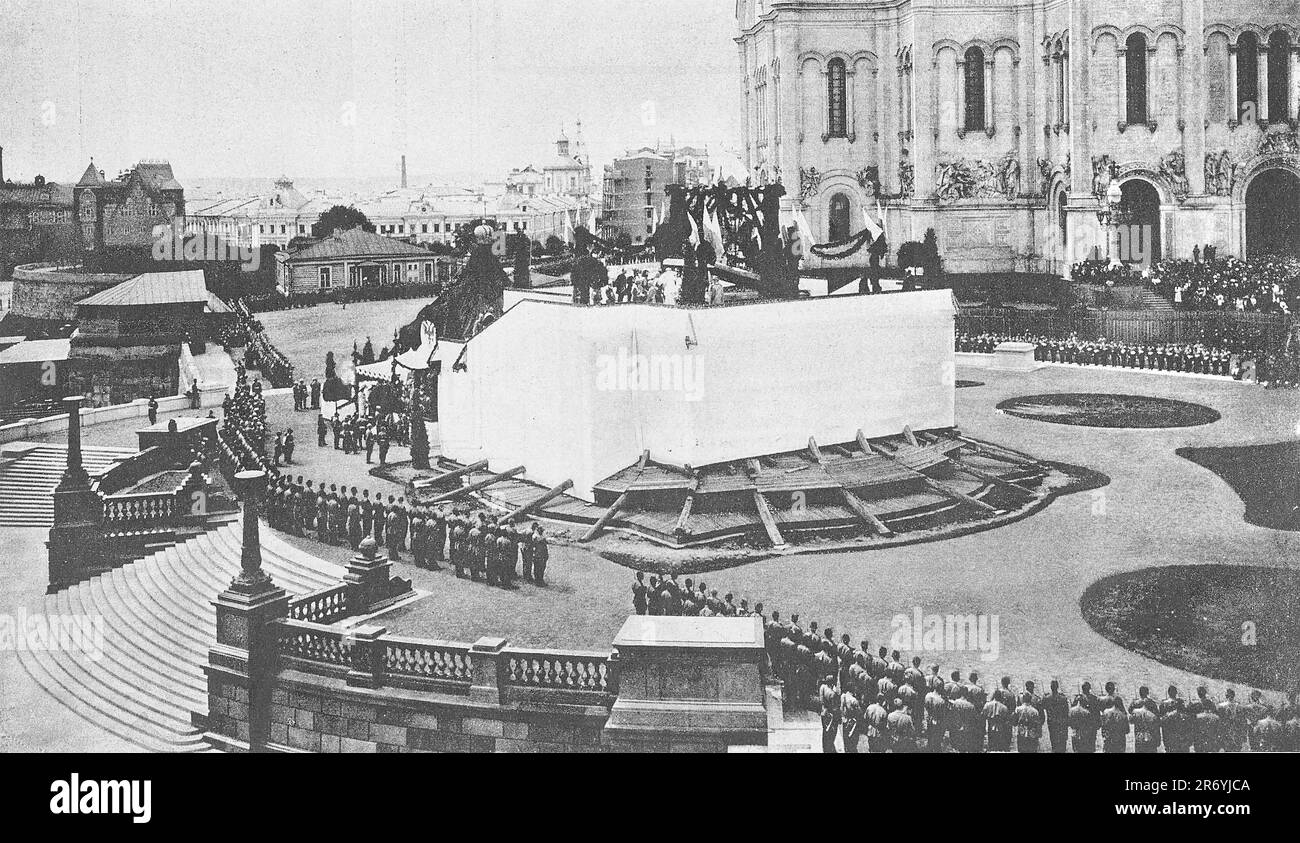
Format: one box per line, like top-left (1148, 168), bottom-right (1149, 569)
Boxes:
top-left (16, 521), bottom-right (346, 752)
top-left (1137, 289), bottom-right (1176, 313)
top-left (0, 443), bottom-right (137, 527)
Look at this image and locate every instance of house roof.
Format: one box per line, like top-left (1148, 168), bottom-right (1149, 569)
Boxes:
top-left (286, 228), bottom-right (432, 261)
top-left (76, 269), bottom-right (209, 308)
top-left (0, 338), bottom-right (72, 365)
top-left (77, 161), bottom-right (105, 187)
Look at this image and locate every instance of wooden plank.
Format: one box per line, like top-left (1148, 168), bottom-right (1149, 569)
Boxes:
top-left (945, 457), bottom-right (1038, 496)
top-left (840, 488), bottom-right (895, 537)
top-left (637, 449), bottom-right (650, 469)
top-left (902, 425), bottom-right (920, 446)
top-left (412, 458), bottom-right (489, 489)
top-left (921, 477), bottom-right (1001, 514)
top-left (673, 494), bottom-right (695, 538)
top-left (807, 436), bottom-right (823, 463)
top-left (496, 479), bottom-right (575, 524)
top-left (426, 465), bottom-right (526, 502)
top-left (951, 433), bottom-right (1040, 467)
top-left (752, 490), bottom-right (787, 548)
top-left (580, 491), bottom-right (628, 542)
top-left (861, 429), bottom-right (1001, 515)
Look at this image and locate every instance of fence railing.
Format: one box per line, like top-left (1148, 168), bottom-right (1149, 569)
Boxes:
top-left (269, 617), bottom-right (618, 707)
top-left (383, 636), bottom-right (474, 693)
top-left (956, 307), bottom-right (1293, 351)
top-left (101, 492), bottom-right (177, 525)
top-left (502, 648), bottom-right (617, 704)
top-left (287, 584), bottom-right (350, 625)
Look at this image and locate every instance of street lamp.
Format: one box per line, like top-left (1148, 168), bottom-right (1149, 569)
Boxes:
top-left (1095, 180), bottom-right (1126, 264)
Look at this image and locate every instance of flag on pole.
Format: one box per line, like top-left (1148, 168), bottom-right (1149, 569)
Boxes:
top-left (588, 209), bottom-right (599, 233)
top-left (861, 206), bottom-right (883, 242)
top-left (704, 207), bottom-right (725, 255)
top-left (688, 211), bottom-right (701, 248)
top-left (876, 200), bottom-right (887, 240)
top-left (792, 207), bottom-right (815, 253)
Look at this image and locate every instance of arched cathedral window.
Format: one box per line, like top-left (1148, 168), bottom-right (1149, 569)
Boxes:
top-left (1125, 33), bottom-right (1148, 125)
top-left (964, 47), bottom-right (986, 132)
top-left (827, 58), bottom-right (847, 138)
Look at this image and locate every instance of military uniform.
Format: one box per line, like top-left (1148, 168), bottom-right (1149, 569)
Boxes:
top-left (982, 698), bottom-right (1012, 752)
top-left (1013, 701), bottom-right (1043, 753)
top-left (1100, 705), bottom-right (1129, 753)
top-left (1129, 703), bottom-right (1160, 753)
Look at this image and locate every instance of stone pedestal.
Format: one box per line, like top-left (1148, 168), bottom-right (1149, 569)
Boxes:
top-left (991, 341), bottom-right (1039, 372)
top-left (468, 636), bottom-right (509, 704)
top-left (602, 616), bottom-right (769, 753)
top-left (344, 537), bottom-right (412, 615)
top-left (47, 396), bottom-right (108, 590)
top-left (203, 470), bottom-right (288, 752)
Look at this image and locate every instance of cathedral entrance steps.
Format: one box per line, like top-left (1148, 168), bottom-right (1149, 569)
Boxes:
top-left (0, 443), bottom-right (136, 526)
top-left (1138, 290), bottom-right (1176, 313)
top-left (15, 520), bottom-right (345, 753)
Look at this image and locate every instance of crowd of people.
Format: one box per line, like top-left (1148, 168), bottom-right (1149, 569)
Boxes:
top-left (265, 476), bottom-right (550, 587)
top-left (957, 331), bottom-right (1249, 376)
top-left (958, 330), bottom-right (1300, 387)
top-left (628, 574), bottom-right (1300, 753)
top-left (1149, 255), bottom-right (1300, 315)
top-left (1070, 261), bottom-right (1136, 286)
top-left (314, 410), bottom-right (405, 465)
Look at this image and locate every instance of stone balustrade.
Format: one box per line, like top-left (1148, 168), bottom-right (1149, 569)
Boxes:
top-left (287, 584), bottom-right (350, 624)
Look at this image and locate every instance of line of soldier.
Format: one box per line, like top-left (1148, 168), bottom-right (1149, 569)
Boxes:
top-left (957, 332), bottom-right (1245, 377)
top-left (629, 575), bottom-right (1300, 753)
top-left (265, 475), bottom-right (550, 587)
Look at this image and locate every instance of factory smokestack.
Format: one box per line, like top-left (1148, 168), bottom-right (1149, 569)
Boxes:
top-left (1, 145), bottom-right (5, 185)
top-left (401, 155), bottom-right (407, 189)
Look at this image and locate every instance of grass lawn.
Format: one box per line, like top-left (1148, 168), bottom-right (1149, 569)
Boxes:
top-left (1081, 565), bottom-right (1300, 691)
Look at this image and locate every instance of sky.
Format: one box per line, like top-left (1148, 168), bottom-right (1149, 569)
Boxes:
top-left (0, 0), bottom-right (741, 185)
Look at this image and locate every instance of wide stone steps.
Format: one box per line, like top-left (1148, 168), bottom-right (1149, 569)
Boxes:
top-left (0, 444), bottom-right (135, 526)
top-left (15, 520), bottom-right (345, 753)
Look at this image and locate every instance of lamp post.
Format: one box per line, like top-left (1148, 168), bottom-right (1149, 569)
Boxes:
top-left (1096, 180), bottom-right (1125, 265)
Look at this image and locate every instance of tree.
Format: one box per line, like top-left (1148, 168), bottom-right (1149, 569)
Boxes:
top-left (312, 205), bottom-right (375, 239)
top-left (545, 235), bottom-right (565, 255)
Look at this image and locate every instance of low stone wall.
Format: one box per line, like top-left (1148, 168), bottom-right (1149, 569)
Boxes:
top-left (10, 263), bottom-right (131, 322)
top-left (0, 384), bottom-right (229, 444)
top-left (260, 671), bottom-right (609, 753)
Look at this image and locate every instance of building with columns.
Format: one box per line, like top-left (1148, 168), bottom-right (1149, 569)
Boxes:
top-left (735, 0), bottom-right (1300, 274)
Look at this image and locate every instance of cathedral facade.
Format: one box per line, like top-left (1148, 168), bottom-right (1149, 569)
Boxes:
top-left (735, 0), bottom-right (1300, 274)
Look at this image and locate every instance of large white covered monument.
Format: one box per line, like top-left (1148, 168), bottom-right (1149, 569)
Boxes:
top-left (435, 290), bottom-right (956, 500)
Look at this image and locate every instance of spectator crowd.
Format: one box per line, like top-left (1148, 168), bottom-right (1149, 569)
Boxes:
top-left (1150, 255), bottom-right (1300, 315)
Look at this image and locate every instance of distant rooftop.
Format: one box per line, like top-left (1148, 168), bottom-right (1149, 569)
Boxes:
top-left (77, 269), bottom-right (209, 308)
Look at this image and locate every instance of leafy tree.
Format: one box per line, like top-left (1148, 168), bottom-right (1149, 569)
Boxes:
top-left (312, 205), bottom-right (375, 238)
top-left (545, 235), bottom-right (565, 255)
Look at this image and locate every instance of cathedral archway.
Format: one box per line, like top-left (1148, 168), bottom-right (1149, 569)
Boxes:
top-left (828, 192), bottom-right (851, 242)
top-left (1245, 168), bottom-right (1300, 258)
top-left (1119, 178), bottom-right (1162, 264)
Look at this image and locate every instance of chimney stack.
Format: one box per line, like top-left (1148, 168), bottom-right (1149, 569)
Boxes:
top-left (401, 155), bottom-right (408, 189)
top-left (0, 145), bottom-right (5, 184)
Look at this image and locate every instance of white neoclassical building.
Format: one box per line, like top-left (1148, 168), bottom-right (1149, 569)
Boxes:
top-left (735, 0), bottom-right (1300, 273)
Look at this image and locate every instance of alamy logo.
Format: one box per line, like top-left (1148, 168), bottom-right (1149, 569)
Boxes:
top-left (888, 606), bottom-right (1000, 662)
top-left (0, 609), bottom-right (103, 661)
top-left (50, 774), bottom-right (151, 823)
top-left (595, 348), bottom-right (704, 401)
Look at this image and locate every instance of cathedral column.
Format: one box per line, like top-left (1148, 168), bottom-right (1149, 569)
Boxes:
top-left (1146, 45), bottom-right (1157, 124)
top-left (984, 57), bottom-right (995, 135)
top-left (910, 6), bottom-right (936, 198)
top-left (1062, 52), bottom-right (1071, 127)
top-left (1116, 49), bottom-right (1127, 124)
top-left (1228, 45), bottom-right (1239, 124)
top-left (846, 68), bottom-right (858, 141)
top-left (955, 58), bottom-right (966, 134)
top-left (1289, 46), bottom-right (1299, 123)
top-left (1182, 0), bottom-right (1206, 196)
top-left (820, 68), bottom-right (831, 140)
top-left (1257, 46), bottom-right (1269, 122)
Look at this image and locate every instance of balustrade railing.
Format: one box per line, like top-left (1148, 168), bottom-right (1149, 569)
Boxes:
top-left (383, 636), bottom-right (473, 692)
top-left (101, 493), bottom-right (177, 525)
top-left (268, 617), bottom-right (617, 707)
top-left (275, 619), bottom-right (351, 673)
top-left (287, 584), bottom-right (349, 624)
top-left (503, 648), bottom-right (617, 702)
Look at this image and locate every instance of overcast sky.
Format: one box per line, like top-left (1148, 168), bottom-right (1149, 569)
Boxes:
top-left (0, 0), bottom-right (740, 183)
